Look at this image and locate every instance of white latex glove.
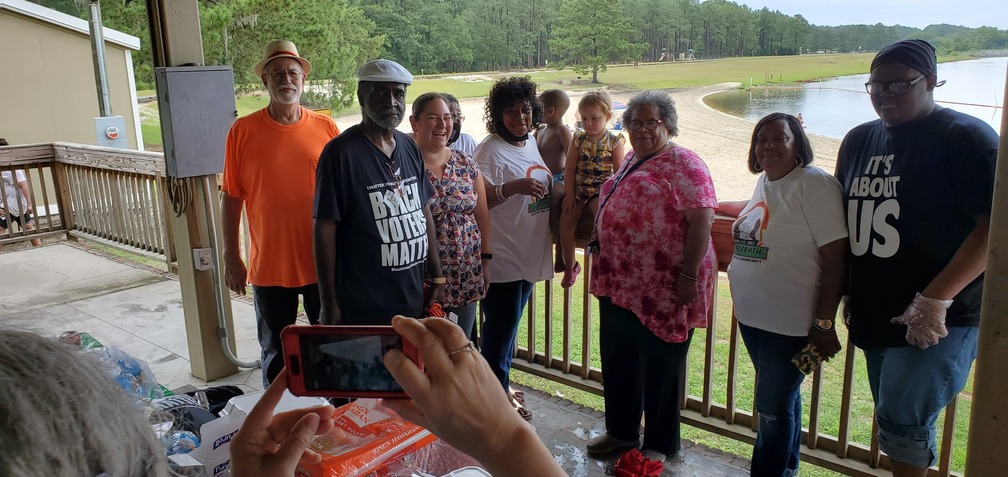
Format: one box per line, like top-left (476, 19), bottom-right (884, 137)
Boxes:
top-left (891, 292), bottom-right (953, 349)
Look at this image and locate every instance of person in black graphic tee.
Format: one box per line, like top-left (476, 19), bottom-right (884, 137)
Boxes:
top-left (835, 39), bottom-right (998, 476)
top-left (314, 59), bottom-right (444, 325)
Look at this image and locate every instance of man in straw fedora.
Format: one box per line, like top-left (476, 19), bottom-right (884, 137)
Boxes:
top-left (221, 40), bottom-right (341, 386)
top-left (314, 59), bottom-right (445, 326)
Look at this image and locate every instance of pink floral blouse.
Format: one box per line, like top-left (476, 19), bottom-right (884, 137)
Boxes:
top-left (588, 145), bottom-right (718, 343)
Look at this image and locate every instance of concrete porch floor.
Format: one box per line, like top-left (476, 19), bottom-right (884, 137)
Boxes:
top-left (0, 243), bottom-right (750, 476)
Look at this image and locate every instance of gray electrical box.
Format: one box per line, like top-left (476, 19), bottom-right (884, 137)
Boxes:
top-left (155, 66), bottom-right (238, 178)
top-left (94, 115), bottom-right (129, 149)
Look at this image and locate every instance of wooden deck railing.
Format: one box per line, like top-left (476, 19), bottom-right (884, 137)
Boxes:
top-left (508, 218), bottom-right (968, 477)
top-left (0, 144), bottom-right (69, 246)
top-left (0, 141), bottom-right (969, 476)
top-left (56, 143), bottom-right (174, 263)
top-left (0, 145), bottom-right (60, 244)
top-left (0, 143), bottom-right (175, 267)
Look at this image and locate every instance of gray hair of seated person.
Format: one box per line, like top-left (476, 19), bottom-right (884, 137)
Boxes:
top-left (622, 90), bottom-right (679, 137)
top-left (0, 329), bottom-right (169, 477)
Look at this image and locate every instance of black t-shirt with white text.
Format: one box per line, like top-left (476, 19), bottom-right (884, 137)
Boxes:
top-left (314, 125), bottom-right (434, 324)
top-left (835, 107), bottom-right (997, 349)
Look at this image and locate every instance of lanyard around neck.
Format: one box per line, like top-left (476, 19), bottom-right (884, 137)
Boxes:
top-left (598, 144), bottom-right (669, 214)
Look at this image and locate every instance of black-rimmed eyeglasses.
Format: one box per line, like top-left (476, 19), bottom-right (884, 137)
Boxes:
top-left (627, 119), bottom-right (664, 131)
top-left (865, 74), bottom-right (925, 96)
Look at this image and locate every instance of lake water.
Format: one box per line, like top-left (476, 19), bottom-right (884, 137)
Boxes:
top-left (704, 56), bottom-right (1006, 139)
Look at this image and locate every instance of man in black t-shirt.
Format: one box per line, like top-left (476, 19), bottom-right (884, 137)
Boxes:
top-left (835, 39), bottom-right (997, 475)
top-left (313, 59), bottom-right (445, 325)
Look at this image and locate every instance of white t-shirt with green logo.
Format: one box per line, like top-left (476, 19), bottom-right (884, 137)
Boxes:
top-left (728, 165), bottom-right (848, 336)
top-left (474, 134), bottom-right (553, 284)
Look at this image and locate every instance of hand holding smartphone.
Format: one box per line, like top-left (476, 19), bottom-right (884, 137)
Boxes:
top-left (281, 325), bottom-right (422, 398)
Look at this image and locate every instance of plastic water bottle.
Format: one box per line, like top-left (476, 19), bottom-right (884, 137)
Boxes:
top-left (167, 430), bottom-right (200, 455)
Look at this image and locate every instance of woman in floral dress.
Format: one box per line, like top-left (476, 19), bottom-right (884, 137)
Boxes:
top-left (586, 91), bottom-right (718, 463)
top-left (410, 92), bottom-right (492, 337)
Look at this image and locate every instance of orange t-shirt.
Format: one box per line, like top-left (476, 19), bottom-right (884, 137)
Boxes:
top-left (222, 107), bottom-right (340, 287)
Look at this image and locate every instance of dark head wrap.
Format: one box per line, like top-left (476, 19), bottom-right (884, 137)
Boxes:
top-left (870, 39), bottom-right (938, 76)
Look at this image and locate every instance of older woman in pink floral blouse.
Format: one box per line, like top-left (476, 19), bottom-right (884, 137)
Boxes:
top-left (585, 91), bottom-right (718, 463)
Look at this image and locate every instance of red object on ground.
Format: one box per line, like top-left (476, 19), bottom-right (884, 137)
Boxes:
top-left (614, 449), bottom-right (663, 477)
top-left (427, 303), bottom-right (446, 318)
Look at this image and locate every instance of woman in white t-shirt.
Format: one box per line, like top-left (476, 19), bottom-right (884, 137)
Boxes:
top-left (473, 77), bottom-right (553, 421)
top-left (717, 113), bottom-right (848, 477)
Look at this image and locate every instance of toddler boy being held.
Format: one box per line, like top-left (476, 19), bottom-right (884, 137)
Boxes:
top-left (535, 89), bottom-right (573, 272)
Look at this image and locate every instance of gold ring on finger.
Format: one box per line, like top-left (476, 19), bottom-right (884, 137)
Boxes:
top-left (447, 341), bottom-right (476, 356)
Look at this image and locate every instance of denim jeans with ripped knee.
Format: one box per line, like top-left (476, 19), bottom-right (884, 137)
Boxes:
top-left (739, 323), bottom-right (808, 477)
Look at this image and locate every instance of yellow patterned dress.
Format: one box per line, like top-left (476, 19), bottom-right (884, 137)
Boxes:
top-left (573, 129), bottom-right (625, 202)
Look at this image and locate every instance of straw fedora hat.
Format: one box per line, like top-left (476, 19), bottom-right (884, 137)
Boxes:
top-left (254, 40), bottom-right (312, 77)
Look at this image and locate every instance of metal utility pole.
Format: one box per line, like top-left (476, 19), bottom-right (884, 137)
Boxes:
top-left (87, 0), bottom-right (112, 117)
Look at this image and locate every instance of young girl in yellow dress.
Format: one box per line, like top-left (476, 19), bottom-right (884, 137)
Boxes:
top-left (559, 91), bottom-right (626, 287)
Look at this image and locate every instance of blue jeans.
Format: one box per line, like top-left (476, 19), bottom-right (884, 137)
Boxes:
top-left (738, 323), bottom-right (807, 477)
top-left (479, 280), bottom-right (534, 391)
top-left (252, 284), bottom-right (320, 387)
top-left (863, 326), bottom-right (978, 468)
top-left (446, 301), bottom-right (478, 341)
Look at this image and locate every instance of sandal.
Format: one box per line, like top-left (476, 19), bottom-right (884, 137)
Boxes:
top-left (561, 262), bottom-right (582, 288)
top-left (514, 401), bottom-right (533, 421)
top-left (509, 387), bottom-right (525, 405)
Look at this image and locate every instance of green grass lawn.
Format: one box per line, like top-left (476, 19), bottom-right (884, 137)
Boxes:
top-left (140, 121), bottom-right (163, 150)
top-left (508, 265), bottom-right (973, 476)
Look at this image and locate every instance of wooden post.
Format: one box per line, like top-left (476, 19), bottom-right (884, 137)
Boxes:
top-left (145, 0), bottom-right (238, 381)
top-left (965, 60), bottom-right (1008, 476)
top-left (52, 155), bottom-right (77, 232)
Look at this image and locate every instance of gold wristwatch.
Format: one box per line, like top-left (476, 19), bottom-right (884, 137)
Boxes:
top-left (813, 318), bottom-right (835, 332)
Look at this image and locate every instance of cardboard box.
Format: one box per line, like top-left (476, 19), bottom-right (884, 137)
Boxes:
top-left (170, 390), bottom-right (327, 477)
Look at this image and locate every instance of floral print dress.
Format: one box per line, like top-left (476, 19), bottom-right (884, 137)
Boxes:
top-left (588, 145), bottom-right (718, 343)
top-left (426, 150), bottom-right (486, 308)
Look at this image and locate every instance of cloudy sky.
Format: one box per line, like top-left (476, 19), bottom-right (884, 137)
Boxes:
top-left (735, 1), bottom-right (1008, 29)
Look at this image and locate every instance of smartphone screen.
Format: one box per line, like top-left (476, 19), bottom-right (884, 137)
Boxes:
top-left (281, 325), bottom-right (422, 398)
top-left (298, 333), bottom-right (404, 393)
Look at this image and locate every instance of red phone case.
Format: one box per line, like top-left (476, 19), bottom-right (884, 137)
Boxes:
top-left (280, 325), bottom-right (422, 398)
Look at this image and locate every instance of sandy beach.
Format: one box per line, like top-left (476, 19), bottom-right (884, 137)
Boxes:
top-left (336, 83), bottom-right (843, 201)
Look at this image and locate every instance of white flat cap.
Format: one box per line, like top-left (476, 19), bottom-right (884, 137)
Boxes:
top-left (356, 59), bottom-right (413, 85)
